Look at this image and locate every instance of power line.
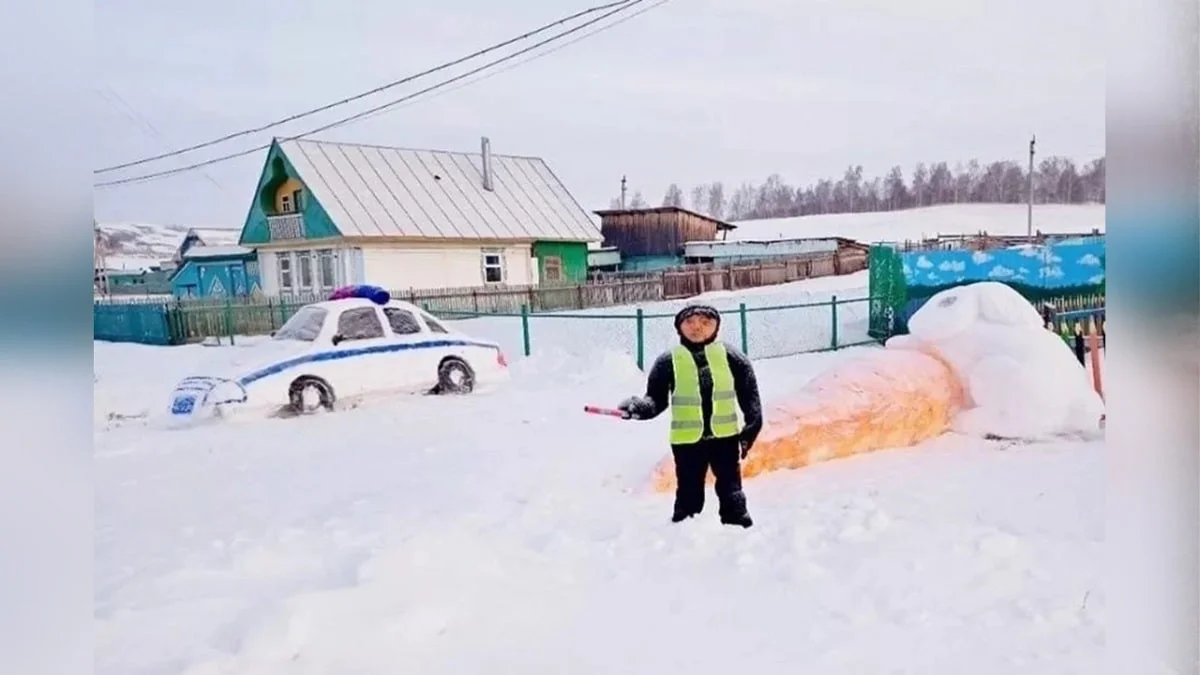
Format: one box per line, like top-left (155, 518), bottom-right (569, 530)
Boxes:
top-left (96, 84), bottom-right (232, 193)
top-left (95, 0), bottom-right (662, 189)
top-left (351, 0), bottom-right (670, 128)
top-left (95, 0), bottom-right (634, 174)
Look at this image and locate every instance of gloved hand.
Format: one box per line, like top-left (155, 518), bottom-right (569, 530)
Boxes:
top-left (617, 396), bottom-right (650, 420)
top-left (739, 434), bottom-right (754, 459)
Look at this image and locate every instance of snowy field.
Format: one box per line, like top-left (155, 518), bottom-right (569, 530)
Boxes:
top-left (444, 271), bottom-right (875, 364)
top-left (95, 273), bottom-right (1105, 675)
top-left (730, 203), bottom-right (1105, 243)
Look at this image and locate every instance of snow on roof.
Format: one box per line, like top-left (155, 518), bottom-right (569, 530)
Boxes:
top-left (728, 203), bottom-right (1106, 245)
top-left (278, 138), bottom-right (601, 243)
top-left (182, 245), bottom-right (255, 259)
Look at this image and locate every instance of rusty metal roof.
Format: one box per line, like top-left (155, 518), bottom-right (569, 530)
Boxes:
top-left (279, 138), bottom-right (601, 242)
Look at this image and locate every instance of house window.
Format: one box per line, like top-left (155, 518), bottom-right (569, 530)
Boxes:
top-left (297, 251), bottom-right (314, 290)
top-left (481, 249), bottom-right (505, 284)
top-left (278, 254), bottom-right (294, 293)
top-left (292, 189), bottom-right (303, 210)
top-left (280, 193), bottom-right (294, 214)
top-left (317, 249), bottom-right (336, 289)
top-left (542, 255), bottom-right (564, 283)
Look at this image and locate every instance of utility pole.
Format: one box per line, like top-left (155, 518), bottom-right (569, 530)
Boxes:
top-left (1027, 135), bottom-right (1036, 238)
top-left (620, 175), bottom-right (627, 209)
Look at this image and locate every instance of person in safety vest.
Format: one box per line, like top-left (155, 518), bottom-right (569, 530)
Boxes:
top-left (616, 303), bottom-right (762, 527)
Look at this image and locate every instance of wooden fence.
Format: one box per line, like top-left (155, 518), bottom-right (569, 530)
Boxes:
top-left (95, 250), bottom-right (867, 343)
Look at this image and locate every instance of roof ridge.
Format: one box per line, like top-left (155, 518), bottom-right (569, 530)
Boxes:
top-left (283, 137), bottom-right (545, 162)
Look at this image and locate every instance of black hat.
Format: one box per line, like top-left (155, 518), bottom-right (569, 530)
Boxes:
top-left (673, 303), bottom-right (721, 332)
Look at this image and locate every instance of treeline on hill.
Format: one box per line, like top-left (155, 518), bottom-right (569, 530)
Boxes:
top-left (611, 155), bottom-right (1106, 222)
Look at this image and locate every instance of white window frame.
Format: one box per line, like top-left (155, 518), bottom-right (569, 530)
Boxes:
top-left (296, 251), bottom-right (315, 292)
top-left (481, 248), bottom-right (505, 285)
top-left (277, 254), bottom-right (294, 294)
top-left (317, 249), bottom-right (337, 290)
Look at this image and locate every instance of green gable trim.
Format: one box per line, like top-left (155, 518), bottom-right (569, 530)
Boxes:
top-left (238, 140), bottom-right (343, 246)
top-left (532, 240), bottom-right (588, 283)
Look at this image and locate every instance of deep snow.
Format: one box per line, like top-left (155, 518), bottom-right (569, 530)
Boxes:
top-left (94, 280), bottom-right (1105, 675)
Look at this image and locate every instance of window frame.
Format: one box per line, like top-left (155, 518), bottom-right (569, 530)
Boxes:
top-left (273, 305), bottom-right (327, 342)
top-left (420, 311), bottom-right (450, 334)
top-left (481, 248), bottom-right (505, 284)
top-left (277, 254), bottom-right (294, 294)
top-left (296, 250), bottom-right (314, 291)
top-left (382, 306), bottom-right (423, 336)
top-left (542, 255), bottom-right (564, 283)
top-left (317, 249), bottom-right (337, 290)
top-left (335, 306), bottom-right (386, 342)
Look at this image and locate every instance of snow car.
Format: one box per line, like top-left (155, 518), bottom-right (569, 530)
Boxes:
top-left (167, 287), bottom-right (508, 422)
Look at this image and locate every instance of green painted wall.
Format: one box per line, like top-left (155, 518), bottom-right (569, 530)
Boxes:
top-left (532, 241), bottom-right (588, 283)
top-left (238, 141), bottom-right (343, 246)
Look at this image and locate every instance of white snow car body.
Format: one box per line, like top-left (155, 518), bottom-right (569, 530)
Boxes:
top-left (167, 298), bottom-right (508, 422)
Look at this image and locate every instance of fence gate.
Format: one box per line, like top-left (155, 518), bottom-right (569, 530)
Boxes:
top-left (94, 302), bottom-right (175, 345)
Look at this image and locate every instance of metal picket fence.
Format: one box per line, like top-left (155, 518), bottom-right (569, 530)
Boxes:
top-left (434, 295), bottom-right (879, 367)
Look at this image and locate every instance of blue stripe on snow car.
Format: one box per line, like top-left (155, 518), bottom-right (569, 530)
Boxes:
top-left (236, 339), bottom-right (501, 386)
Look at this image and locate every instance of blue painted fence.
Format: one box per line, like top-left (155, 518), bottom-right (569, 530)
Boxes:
top-left (94, 302), bottom-right (175, 345)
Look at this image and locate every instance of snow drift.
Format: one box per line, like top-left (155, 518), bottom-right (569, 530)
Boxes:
top-left (652, 281), bottom-right (1105, 491)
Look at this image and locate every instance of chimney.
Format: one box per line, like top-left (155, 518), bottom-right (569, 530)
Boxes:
top-left (481, 136), bottom-right (494, 192)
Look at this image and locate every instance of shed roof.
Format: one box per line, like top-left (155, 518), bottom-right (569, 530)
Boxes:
top-left (278, 138), bottom-right (601, 243)
top-left (591, 205), bottom-right (738, 231)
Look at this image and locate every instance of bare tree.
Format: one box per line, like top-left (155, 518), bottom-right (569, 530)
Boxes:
top-left (885, 166), bottom-right (907, 210)
top-left (688, 185), bottom-right (707, 213)
top-left (911, 163), bottom-right (929, 207)
top-left (706, 182), bottom-right (726, 220)
top-left (662, 183), bottom-right (684, 208)
top-left (629, 190), bottom-right (648, 209)
top-left (639, 152), bottom-right (1103, 222)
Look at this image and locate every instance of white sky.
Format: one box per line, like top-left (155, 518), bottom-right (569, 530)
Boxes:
top-left (94, 0), bottom-right (1105, 228)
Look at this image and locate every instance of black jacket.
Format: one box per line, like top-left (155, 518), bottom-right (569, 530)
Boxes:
top-left (634, 339), bottom-right (763, 449)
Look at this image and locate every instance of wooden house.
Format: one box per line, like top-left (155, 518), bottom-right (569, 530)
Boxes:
top-left (594, 206), bottom-right (736, 271)
top-left (238, 136), bottom-right (601, 296)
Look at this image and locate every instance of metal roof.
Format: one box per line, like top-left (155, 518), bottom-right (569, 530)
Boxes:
top-left (182, 245), bottom-right (255, 259)
top-left (278, 138), bottom-right (601, 243)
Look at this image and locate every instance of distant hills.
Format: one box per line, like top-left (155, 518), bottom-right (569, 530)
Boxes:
top-left (96, 223), bottom-right (240, 270)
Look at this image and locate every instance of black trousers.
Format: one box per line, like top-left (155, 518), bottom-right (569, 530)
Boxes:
top-left (671, 436), bottom-right (749, 520)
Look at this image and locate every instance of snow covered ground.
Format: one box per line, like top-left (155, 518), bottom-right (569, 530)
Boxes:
top-left (730, 203), bottom-right (1105, 243)
top-left (95, 274), bottom-right (1105, 674)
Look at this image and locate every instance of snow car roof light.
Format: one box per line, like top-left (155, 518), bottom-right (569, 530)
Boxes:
top-left (328, 284), bottom-right (391, 304)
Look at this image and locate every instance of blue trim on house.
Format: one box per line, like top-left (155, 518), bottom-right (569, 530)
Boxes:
top-left (236, 338), bottom-right (500, 386)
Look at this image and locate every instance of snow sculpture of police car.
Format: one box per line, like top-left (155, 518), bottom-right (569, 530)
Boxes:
top-left (167, 284), bottom-right (508, 422)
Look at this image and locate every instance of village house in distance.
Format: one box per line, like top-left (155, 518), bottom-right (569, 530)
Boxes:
top-left (238, 136), bottom-right (601, 295)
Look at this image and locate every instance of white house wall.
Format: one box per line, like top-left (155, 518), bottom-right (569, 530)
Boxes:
top-left (361, 244), bottom-right (534, 291)
top-left (258, 250), bottom-right (279, 295)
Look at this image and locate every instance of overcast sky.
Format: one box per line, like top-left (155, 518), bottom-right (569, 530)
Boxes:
top-left (94, 0), bottom-right (1104, 228)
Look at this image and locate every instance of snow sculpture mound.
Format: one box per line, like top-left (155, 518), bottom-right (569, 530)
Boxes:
top-left (651, 281), bottom-right (1104, 492)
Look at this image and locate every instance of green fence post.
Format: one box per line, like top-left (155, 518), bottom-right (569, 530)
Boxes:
top-left (738, 302), bottom-right (749, 356)
top-left (224, 298), bottom-right (235, 346)
top-left (830, 295), bottom-right (839, 350)
top-left (635, 308), bottom-right (645, 370)
top-left (520, 304), bottom-right (531, 357)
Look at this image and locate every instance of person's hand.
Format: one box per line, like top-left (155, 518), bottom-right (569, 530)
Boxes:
top-left (739, 436), bottom-right (753, 459)
top-left (617, 396), bottom-right (647, 419)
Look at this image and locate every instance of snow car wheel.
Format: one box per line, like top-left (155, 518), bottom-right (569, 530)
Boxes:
top-left (435, 357), bottom-right (475, 395)
top-left (288, 376), bottom-right (335, 414)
